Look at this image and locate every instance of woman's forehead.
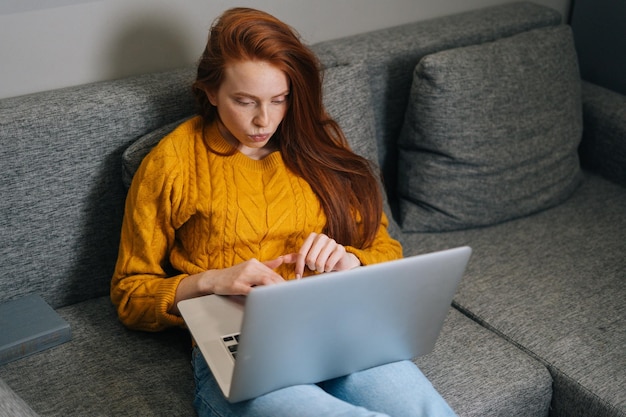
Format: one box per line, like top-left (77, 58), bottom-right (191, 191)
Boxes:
top-left (221, 60), bottom-right (289, 97)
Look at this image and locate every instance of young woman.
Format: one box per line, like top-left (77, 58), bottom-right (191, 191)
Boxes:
top-left (111, 7), bottom-right (457, 417)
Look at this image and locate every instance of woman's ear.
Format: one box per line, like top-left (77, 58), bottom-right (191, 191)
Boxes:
top-left (206, 89), bottom-right (218, 107)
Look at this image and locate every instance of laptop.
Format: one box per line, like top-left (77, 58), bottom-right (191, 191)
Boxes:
top-left (178, 245), bottom-right (472, 403)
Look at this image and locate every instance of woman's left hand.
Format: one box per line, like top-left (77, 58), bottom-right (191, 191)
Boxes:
top-left (293, 232), bottom-right (361, 279)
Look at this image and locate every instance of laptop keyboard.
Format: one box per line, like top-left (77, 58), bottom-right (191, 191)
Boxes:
top-left (222, 333), bottom-right (240, 360)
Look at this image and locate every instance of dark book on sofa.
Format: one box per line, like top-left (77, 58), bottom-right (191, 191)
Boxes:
top-left (0, 294), bottom-right (71, 365)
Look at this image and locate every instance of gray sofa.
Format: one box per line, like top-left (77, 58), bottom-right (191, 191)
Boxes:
top-left (1, 2), bottom-right (624, 416)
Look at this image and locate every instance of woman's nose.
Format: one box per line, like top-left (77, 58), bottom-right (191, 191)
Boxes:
top-left (253, 106), bottom-right (269, 127)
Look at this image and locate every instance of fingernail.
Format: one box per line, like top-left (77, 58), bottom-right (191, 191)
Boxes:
top-left (296, 274), bottom-right (301, 280)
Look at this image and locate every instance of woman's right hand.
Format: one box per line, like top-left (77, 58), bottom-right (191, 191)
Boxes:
top-left (170, 255), bottom-right (295, 315)
top-left (206, 256), bottom-right (293, 295)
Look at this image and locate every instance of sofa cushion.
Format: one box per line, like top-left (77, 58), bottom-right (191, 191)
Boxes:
top-left (397, 25), bottom-right (583, 232)
top-left (312, 2), bottom-right (562, 210)
top-left (400, 173), bottom-right (626, 417)
top-left (0, 297), bottom-right (195, 416)
top-left (121, 117), bottom-right (191, 188)
top-left (416, 308), bottom-right (552, 417)
top-left (0, 297), bottom-right (552, 417)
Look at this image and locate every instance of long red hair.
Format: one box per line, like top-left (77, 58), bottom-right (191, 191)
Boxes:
top-left (192, 7), bottom-right (382, 248)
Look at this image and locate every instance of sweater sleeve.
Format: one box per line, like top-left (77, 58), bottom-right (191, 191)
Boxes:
top-left (111, 139), bottom-right (190, 332)
top-left (345, 212), bottom-right (403, 266)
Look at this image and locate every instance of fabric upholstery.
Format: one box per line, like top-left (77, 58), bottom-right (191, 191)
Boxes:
top-left (323, 61), bottom-right (402, 238)
top-left (0, 297), bottom-right (195, 417)
top-left (400, 173), bottom-right (626, 417)
top-left (121, 117), bottom-right (191, 189)
top-left (322, 61), bottom-right (403, 238)
top-left (0, 68), bottom-right (196, 309)
top-left (0, 297), bottom-right (552, 417)
top-left (322, 62), bottom-right (379, 170)
top-left (0, 378), bottom-right (39, 417)
top-left (398, 25), bottom-right (583, 232)
top-left (416, 309), bottom-right (551, 417)
top-left (579, 81), bottom-right (626, 187)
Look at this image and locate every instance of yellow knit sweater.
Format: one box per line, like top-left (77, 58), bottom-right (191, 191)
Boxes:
top-left (111, 116), bottom-right (402, 331)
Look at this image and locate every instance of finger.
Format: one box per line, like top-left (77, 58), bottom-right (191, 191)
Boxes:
top-left (237, 260), bottom-right (284, 290)
top-left (262, 254), bottom-right (297, 279)
top-left (325, 244), bottom-right (346, 272)
top-left (278, 253), bottom-right (298, 265)
top-left (239, 269), bottom-right (284, 290)
top-left (270, 253), bottom-right (300, 279)
top-left (305, 234), bottom-right (332, 272)
top-left (231, 281), bottom-right (254, 295)
top-left (251, 259), bottom-right (286, 284)
top-left (296, 233), bottom-right (317, 277)
top-left (316, 238), bottom-right (339, 272)
top-left (257, 273), bottom-right (285, 286)
top-left (263, 256), bottom-right (286, 270)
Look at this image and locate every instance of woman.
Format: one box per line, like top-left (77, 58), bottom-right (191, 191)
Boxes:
top-left (111, 7), bottom-right (456, 417)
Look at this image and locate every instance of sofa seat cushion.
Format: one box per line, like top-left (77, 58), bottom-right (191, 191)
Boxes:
top-left (400, 173), bottom-right (626, 417)
top-left (0, 297), bottom-right (551, 417)
top-left (398, 25), bottom-right (583, 232)
top-left (417, 308), bottom-right (551, 417)
top-left (0, 297), bottom-right (195, 417)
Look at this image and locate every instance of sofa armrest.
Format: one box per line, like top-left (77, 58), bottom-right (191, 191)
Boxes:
top-left (0, 378), bottom-right (39, 417)
top-left (579, 81), bottom-right (626, 187)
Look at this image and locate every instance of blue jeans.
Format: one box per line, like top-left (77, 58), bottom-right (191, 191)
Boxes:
top-left (192, 347), bottom-right (457, 417)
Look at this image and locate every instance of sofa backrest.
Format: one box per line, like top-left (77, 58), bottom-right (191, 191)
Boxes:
top-left (0, 69), bottom-right (195, 308)
top-left (0, 2), bottom-right (561, 309)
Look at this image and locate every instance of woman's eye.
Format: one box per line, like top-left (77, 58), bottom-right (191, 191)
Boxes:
top-left (236, 99), bottom-right (254, 106)
top-left (272, 96), bottom-right (288, 105)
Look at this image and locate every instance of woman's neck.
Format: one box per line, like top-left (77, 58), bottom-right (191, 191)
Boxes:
top-left (216, 120), bottom-right (277, 161)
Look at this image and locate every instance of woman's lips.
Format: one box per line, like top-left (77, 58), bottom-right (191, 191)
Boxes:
top-left (249, 134), bottom-right (269, 142)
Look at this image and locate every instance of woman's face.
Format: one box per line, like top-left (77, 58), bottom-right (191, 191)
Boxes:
top-left (208, 60), bottom-right (290, 159)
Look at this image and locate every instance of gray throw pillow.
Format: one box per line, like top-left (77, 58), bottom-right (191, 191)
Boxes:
top-left (122, 117), bottom-right (190, 188)
top-left (397, 25), bottom-right (583, 232)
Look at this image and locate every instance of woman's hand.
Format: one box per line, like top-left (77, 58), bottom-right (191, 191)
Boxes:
top-left (206, 256), bottom-right (294, 295)
top-left (170, 256), bottom-right (295, 315)
top-left (294, 232), bottom-right (361, 279)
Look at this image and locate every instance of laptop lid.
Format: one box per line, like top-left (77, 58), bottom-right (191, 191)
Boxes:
top-left (179, 245), bottom-right (471, 403)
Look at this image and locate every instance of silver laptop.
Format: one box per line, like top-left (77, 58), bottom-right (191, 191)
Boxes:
top-left (178, 246), bottom-right (471, 403)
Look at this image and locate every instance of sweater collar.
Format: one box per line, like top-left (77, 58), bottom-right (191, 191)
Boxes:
top-left (202, 118), bottom-right (283, 171)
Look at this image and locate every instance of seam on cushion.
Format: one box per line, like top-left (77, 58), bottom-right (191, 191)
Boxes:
top-left (451, 302), bottom-right (616, 415)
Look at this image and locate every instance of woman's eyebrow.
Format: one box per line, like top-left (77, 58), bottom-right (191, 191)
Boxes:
top-left (233, 90), bottom-right (290, 100)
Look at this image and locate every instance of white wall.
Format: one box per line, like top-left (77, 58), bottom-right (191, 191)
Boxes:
top-left (0, 0), bottom-right (570, 99)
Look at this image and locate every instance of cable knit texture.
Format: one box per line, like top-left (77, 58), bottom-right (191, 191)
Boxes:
top-left (111, 116), bottom-right (402, 331)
